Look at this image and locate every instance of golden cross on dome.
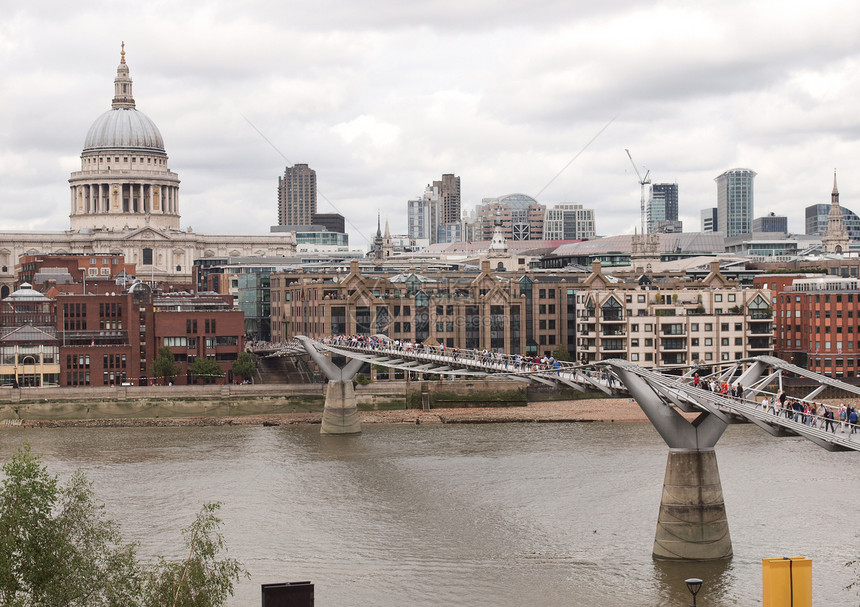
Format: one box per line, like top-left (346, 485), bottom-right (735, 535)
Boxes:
top-left (121, 41), bottom-right (126, 64)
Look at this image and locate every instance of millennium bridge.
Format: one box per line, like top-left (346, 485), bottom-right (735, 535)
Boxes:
top-left (262, 336), bottom-right (860, 561)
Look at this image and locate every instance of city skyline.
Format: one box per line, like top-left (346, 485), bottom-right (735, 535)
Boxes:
top-left (1, 1), bottom-right (859, 247)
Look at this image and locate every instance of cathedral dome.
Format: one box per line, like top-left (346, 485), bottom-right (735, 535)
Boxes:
top-left (83, 107), bottom-right (165, 152)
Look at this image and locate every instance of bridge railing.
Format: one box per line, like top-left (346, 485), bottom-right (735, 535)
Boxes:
top-left (319, 336), bottom-right (594, 376)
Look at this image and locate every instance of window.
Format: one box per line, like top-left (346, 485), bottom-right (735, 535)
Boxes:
top-left (705, 338), bottom-right (713, 346)
top-left (715, 294), bottom-right (722, 302)
top-left (691, 323), bottom-right (699, 331)
top-left (705, 323), bottom-right (713, 331)
top-left (721, 338), bottom-right (729, 346)
top-left (142, 248), bottom-right (153, 265)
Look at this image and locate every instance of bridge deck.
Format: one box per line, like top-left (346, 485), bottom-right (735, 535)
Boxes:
top-left (260, 336), bottom-right (860, 453)
top-left (606, 359), bottom-right (860, 453)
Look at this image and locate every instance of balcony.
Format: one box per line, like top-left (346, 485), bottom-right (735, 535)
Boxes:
top-left (601, 314), bottom-right (625, 323)
top-left (747, 337), bottom-right (772, 351)
top-left (660, 338), bottom-right (687, 351)
top-left (600, 339), bottom-right (626, 352)
top-left (601, 328), bottom-right (627, 337)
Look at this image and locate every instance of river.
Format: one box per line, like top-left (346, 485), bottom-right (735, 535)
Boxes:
top-left (1, 420), bottom-right (858, 606)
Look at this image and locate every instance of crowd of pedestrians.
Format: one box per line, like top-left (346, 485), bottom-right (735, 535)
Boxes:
top-left (692, 372), bottom-right (859, 437)
top-left (321, 334), bottom-right (579, 375)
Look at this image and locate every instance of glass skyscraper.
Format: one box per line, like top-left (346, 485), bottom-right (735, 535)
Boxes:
top-left (715, 168), bottom-right (755, 238)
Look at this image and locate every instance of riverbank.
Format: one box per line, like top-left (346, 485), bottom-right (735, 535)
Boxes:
top-left (11, 398), bottom-right (645, 428)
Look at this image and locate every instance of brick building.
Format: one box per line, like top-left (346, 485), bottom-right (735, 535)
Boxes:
top-left (757, 273), bottom-right (860, 378)
top-left (2, 286), bottom-right (246, 387)
top-left (16, 253), bottom-right (136, 289)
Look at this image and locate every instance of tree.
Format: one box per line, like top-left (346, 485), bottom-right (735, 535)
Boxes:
top-left (552, 345), bottom-right (574, 362)
top-left (0, 444), bottom-right (143, 606)
top-left (0, 446), bottom-right (247, 607)
top-left (231, 352), bottom-right (257, 383)
top-left (190, 357), bottom-right (223, 384)
top-left (152, 346), bottom-right (181, 385)
top-left (143, 503), bottom-right (247, 607)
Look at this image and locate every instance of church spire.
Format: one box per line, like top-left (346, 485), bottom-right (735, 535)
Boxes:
top-left (112, 42), bottom-right (135, 109)
top-left (823, 169), bottom-right (849, 254)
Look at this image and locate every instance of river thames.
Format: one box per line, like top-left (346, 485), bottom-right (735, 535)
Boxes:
top-left (1, 420), bottom-right (858, 605)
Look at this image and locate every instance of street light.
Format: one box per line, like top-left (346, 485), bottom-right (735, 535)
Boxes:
top-left (685, 578), bottom-right (703, 607)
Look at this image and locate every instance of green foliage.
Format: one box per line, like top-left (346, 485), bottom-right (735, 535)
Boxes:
top-left (354, 373), bottom-right (371, 386)
top-left (0, 446), bottom-right (247, 607)
top-left (142, 503), bottom-right (248, 607)
top-left (190, 358), bottom-right (223, 383)
top-left (231, 352), bottom-right (257, 382)
top-left (551, 345), bottom-right (574, 362)
top-left (151, 346), bottom-right (181, 385)
top-left (0, 444), bottom-right (143, 606)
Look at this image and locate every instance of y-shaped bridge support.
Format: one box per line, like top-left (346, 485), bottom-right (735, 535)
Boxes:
top-left (297, 336), bottom-right (364, 435)
top-left (612, 365), bottom-right (732, 561)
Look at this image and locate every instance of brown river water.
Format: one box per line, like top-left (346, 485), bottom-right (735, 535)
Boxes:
top-left (1, 420), bottom-right (858, 606)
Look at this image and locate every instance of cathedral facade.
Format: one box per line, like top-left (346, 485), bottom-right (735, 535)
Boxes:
top-left (0, 45), bottom-right (295, 298)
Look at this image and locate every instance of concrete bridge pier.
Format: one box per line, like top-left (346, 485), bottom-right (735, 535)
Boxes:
top-left (654, 448), bottom-right (731, 560)
top-left (296, 337), bottom-right (363, 435)
top-left (612, 365), bottom-right (733, 561)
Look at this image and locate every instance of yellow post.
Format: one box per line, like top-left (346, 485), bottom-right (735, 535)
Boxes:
top-left (762, 557), bottom-right (812, 607)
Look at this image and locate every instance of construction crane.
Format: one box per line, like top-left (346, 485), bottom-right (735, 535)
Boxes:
top-left (625, 149), bottom-right (651, 235)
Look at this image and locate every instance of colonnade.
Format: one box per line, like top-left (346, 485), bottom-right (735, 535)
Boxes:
top-left (71, 183), bottom-right (179, 216)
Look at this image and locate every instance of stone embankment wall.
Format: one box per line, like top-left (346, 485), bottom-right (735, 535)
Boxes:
top-left (0, 380), bottom-right (585, 423)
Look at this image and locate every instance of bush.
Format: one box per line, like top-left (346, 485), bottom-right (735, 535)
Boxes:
top-left (354, 373), bottom-right (371, 385)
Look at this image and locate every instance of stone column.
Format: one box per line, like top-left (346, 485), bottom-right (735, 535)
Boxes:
top-left (653, 448), bottom-right (732, 560)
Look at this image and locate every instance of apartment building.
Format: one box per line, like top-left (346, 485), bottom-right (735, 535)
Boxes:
top-left (270, 259), bottom-right (773, 370)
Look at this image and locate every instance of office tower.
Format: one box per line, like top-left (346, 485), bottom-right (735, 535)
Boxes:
top-left (752, 213), bottom-right (787, 233)
top-left (715, 168), bottom-right (756, 237)
top-left (408, 183), bottom-right (440, 244)
top-left (652, 183), bottom-right (678, 221)
top-left (311, 213), bottom-right (345, 234)
top-left (434, 174), bottom-right (461, 225)
top-left (543, 204), bottom-right (596, 240)
top-left (701, 208), bottom-right (718, 233)
top-left (277, 163), bottom-right (317, 226)
top-left (475, 194), bottom-right (546, 241)
top-left (647, 192), bottom-right (666, 234)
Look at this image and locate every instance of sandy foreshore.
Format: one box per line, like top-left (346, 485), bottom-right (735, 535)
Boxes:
top-left (16, 398), bottom-right (647, 428)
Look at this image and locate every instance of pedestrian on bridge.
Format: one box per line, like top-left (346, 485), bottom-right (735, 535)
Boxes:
top-left (850, 409), bottom-right (858, 437)
top-left (824, 408), bottom-right (836, 433)
top-left (839, 405), bottom-right (847, 432)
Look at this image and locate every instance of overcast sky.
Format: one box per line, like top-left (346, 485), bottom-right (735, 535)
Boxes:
top-left (2, 0), bottom-right (859, 248)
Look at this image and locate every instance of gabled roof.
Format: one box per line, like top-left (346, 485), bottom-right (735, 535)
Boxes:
top-left (0, 325), bottom-right (58, 343)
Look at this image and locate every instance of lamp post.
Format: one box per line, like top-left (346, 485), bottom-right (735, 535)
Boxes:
top-left (685, 578), bottom-right (703, 607)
